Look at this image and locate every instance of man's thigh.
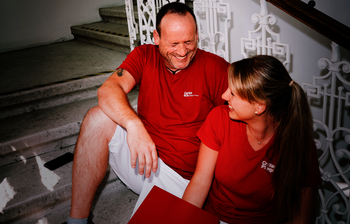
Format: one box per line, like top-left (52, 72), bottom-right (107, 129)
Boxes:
top-left (109, 125), bottom-right (190, 216)
top-left (109, 125), bottom-right (145, 194)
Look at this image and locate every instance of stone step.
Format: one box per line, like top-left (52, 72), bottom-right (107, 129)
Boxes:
top-left (25, 179), bottom-right (138, 224)
top-left (99, 5), bottom-right (139, 25)
top-left (71, 22), bottom-right (137, 54)
top-left (0, 40), bottom-right (127, 96)
top-left (0, 145), bottom-right (138, 224)
top-left (0, 71), bottom-right (113, 119)
top-left (0, 97), bottom-right (96, 168)
top-left (0, 40), bottom-right (139, 224)
top-left (0, 88), bottom-right (138, 168)
top-left (0, 88), bottom-right (139, 223)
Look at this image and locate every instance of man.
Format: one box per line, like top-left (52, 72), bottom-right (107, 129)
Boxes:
top-left (68, 2), bottom-right (229, 223)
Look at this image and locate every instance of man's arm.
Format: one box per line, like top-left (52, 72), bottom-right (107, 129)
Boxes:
top-left (182, 142), bottom-right (218, 208)
top-left (97, 68), bottom-right (158, 178)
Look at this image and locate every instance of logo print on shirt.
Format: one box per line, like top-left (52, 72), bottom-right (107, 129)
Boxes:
top-left (184, 91), bottom-right (199, 97)
top-left (261, 161), bottom-right (275, 173)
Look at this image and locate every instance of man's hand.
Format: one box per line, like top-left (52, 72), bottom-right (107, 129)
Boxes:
top-left (126, 120), bottom-right (158, 178)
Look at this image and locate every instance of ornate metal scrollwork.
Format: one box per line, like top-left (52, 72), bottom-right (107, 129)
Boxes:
top-left (303, 42), bottom-right (350, 224)
top-left (241, 0), bottom-right (290, 67)
top-left (193, 0), bottom-right (231, 61)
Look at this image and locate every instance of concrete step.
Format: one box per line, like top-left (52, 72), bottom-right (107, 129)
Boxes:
top-left (0, 145), bottom-right (138, 224)
top-left (0, 88), bottom-right (139, 223)
top-left (25, 179), bottom-right (138, 224)
top-left (0, 88), bottom-right (138, 168)
top-left (0, 40), bottom-right (127, 95)
top-left (99, 5), bottom-right (138, 25)
top-left (0, 97), bottom-right (96, 168)
top-left (0, 71), bottom-right (113, 119)
top-left (71, 22), bottom-right (137, 54)
top-left (1, 40), bottom-right (139, 224)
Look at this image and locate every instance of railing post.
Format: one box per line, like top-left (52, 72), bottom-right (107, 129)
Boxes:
top-left (125, 0), bottom-right (139, 51)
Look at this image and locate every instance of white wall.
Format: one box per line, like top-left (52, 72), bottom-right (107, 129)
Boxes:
top-left (0, 0), bottom-right (125, 53)
top-left (227, 0), bottom-right (350, 136)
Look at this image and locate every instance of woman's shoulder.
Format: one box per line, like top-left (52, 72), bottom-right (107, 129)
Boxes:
top-left (208, 105), bottom-right (229, 118)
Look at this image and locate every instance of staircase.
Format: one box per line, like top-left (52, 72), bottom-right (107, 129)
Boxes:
top-left (0, 5), bottom-right (139, 224)
top-left (71, 5), bottom-right (139, 54)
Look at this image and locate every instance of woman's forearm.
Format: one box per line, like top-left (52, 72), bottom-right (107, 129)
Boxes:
top-left (182, 143), bottom-right (218, 208)
top-left (182, 175), bottom-right (212, 208)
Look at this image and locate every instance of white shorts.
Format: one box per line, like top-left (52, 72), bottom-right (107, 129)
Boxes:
top-left (108, 125), bottom-right (190, 216)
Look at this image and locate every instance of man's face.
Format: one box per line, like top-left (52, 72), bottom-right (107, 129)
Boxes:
top-left (154, 12), bottom-right (198, 71)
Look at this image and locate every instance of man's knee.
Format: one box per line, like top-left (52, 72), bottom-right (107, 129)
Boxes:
top-left (80, 106), bottom-right (117, 142)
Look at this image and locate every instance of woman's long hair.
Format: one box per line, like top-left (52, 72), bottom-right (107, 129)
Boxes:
top-left (228, 55), bottom-right (314, 221)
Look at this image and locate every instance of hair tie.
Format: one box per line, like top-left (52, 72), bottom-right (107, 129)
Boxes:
top-left (289, 80), bottom-right (294, 87)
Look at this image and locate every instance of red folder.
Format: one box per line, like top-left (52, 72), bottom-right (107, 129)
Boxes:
top-left (128, 185), bottom-right (219, 224)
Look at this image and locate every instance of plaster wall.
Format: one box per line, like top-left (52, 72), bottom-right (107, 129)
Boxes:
top-left (227, 0), bottom-right (350, 120)
top-left (0, 0), bottom-right (125, 53)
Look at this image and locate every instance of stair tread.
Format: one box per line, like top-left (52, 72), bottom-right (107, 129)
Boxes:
top-left (0, 72), bottom-right (112, 119)
top-left (0, 145), bottom-right (134, 223)
top-left (0, 87), bottom-right (138, 168)
top-left (99, 5), bottom-right (139, 19)
top-left (100, 5), bottom-right (128, 15)
top-left (0, 147), bottom-right (76, 208)
top-left (0, 40), bottom-right (127, 95)
top-left (72, 22), bottom-right (130, 36)
top-left (0, 97), bottom-right (97, 144)
top-left (25, 181), bottom-right (138, 224)
top-left (0, 88), bottom-right (138, 144)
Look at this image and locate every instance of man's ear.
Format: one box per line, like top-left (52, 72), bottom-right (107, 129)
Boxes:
top-left (154, 30), bottom-right (160, 45)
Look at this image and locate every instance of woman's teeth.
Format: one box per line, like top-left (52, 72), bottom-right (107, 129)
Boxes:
top-left (229, 105), bottom-right (233, 109)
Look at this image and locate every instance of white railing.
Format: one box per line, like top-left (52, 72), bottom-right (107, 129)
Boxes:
top-left (125, 0), bottom-right (185, 49)
top-left (194, 0), bottom-right (230, 61)
top-left (303, 42), bottom-right (350, 224)
top-left (125, 0), bottom-right (139, 51)
top-left (241, 0), bottom-right (290, 68)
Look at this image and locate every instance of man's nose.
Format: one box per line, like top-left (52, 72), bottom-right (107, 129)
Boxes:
top-left (177, 44), bottom-right (187, 56)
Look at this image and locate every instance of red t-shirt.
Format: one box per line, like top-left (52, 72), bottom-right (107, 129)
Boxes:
top-left (198, 105), bottom-right (321, 223)
top-left (119, 44), bottom-right (229, 179)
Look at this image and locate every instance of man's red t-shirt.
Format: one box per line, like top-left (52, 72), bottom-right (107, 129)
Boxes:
top-left (119, 44), bottom-right (229, 179)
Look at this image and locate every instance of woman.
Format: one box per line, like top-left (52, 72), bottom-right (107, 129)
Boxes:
top-left (182, 55), bottom-right (321, 223)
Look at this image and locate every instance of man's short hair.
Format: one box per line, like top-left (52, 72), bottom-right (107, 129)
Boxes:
top-left (156, 1), bottom-right (197, 37)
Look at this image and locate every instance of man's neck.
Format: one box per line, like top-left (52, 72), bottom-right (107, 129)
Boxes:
top-left (165, 66), bottom-right (181, 75)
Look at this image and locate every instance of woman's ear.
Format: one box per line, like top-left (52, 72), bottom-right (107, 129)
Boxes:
top-left (255, 102), bottom-right (266, 115)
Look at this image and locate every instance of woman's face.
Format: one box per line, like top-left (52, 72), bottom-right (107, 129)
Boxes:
top-left (221, 87), bottom-right (257, 121)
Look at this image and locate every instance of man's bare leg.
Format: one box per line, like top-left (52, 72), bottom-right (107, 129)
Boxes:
top-left (70, 106), bottom-right (117, 219)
